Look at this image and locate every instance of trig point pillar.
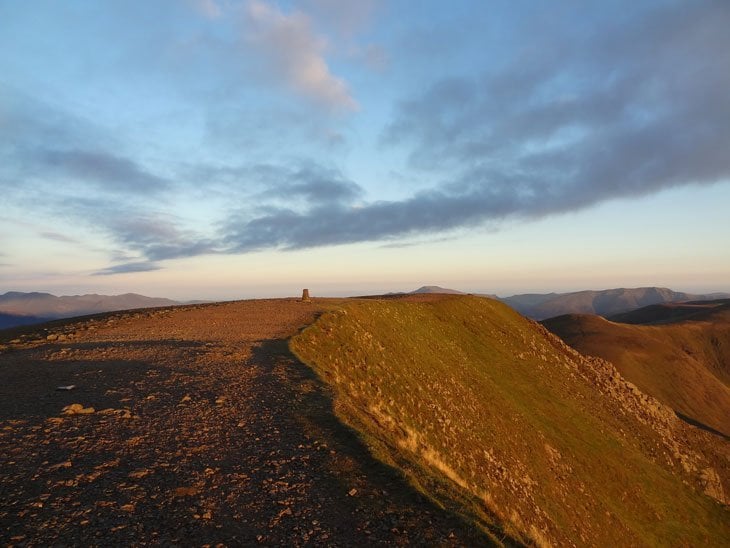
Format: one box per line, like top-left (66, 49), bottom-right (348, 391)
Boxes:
top-left (301, 288), bottom-right (311, 302)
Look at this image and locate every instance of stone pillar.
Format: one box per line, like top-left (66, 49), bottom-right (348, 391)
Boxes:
top-left (301, 288), bottom-right (311, 302)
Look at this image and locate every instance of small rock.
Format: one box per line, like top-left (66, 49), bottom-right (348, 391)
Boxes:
top-left (129, 469), bottom-right (151, 479)
top-left (700, 467), bottom-right (727, 504)
top-left (174, 486), bottom-right (199, 497)
top-left (62, 403), bottom-right (95, 415)
top-left (180, 395), bottom-right (192, 403)
top-left (46, 334), bottom-right (59, 341)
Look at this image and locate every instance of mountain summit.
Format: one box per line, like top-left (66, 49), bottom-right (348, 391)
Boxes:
top-left (410, 286), bottom-right (465, 295)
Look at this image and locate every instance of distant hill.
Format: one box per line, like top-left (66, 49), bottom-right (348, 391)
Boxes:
top-left (410, 285), bottom-right (465, 295)
top-left (0, 291), bottom-right (179, 329)
top-left (501, 287), bottom-right (730, 320)
top-left (543, 300), bottom-right (730, 437)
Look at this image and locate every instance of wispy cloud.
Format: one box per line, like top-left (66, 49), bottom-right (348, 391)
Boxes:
top-left (103, 215), bottom-right (217, 262)
top-left (251, 162), bottom-right (363, 205)
top-left (93, 261), bottom-right (162, 276)
top-left (0, 89), bottom-right (169, 195)
top-left (40, 149), bottom-right (169, 193)
top-left (40, 232), bottom-right (78, 244)
top-left (244, 0), bottom-right (357, 111)
top-left (218, 2), bottom-right (730, 252)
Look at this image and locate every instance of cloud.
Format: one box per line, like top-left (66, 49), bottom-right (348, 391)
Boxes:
top-left (40, 149), bottom-right (169, 193)
top-left (0, 89), bottom-right (169, 195)
top-left (41, 194), bottom-right (217, 267)
top-left (4, 2), bottom-right (728, 268)
top-left (251, 162), bottom-right (363, 205)
top-left (244, 0), bottom-right (357, 111)
top-left (102, 215), bottom-right (217, 261)
top-left (93, 261), bottom-right (162, 276)
top-left (222, 185), bottom-right (516, 252)
top-left (218, 1), bottom-right (730, 252)
top-left (381, 1), bottom-right (730, 209)
top-left (40, 232), bottom-right (78, 244)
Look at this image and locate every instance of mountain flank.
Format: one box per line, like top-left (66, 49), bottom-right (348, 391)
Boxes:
top-left (291, 294), bottom-right (729, 546)
top-left (543, 300), bottom-right (730, 438)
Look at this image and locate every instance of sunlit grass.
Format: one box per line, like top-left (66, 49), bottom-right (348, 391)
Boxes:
top-left (292, 295), bottom-right (729, 546)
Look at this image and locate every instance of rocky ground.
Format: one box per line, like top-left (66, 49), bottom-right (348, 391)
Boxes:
top-left (0, 299), bottom-right (490, 546)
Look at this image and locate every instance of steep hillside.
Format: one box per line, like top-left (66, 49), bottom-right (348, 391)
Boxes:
top-left (543, 305), bottom-right (730, 437)
top-left (291, 295), bottom-right (729, 546)
top-left (501, 287), bottom-right (727, 320)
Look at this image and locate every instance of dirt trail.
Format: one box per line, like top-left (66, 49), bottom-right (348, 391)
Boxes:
top-left (0, 299), bottom-right (490, 546)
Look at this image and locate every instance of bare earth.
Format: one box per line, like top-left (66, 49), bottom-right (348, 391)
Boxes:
top-left (0, 299), bottom-right (488, 546)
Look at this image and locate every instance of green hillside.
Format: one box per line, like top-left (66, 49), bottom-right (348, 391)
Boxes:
top-left (291, 295), bottom-right (729, 546)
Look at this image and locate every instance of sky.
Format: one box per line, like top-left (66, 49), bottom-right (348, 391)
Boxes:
top-left (1, 0), bottom-right (729, 300)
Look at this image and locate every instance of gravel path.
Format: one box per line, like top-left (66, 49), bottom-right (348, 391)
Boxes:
top-left (0, 299), bottom-right (489, 546)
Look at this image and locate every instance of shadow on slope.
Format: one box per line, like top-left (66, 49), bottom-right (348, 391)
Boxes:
top-left (675, 412), bottom-right (730, 441)
top-left (609, 299), bottom-right (730, 325)
top-left (250, 337), bottom-right (513, 546)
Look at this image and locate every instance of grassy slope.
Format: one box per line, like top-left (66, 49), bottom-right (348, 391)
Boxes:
top-left (291, 295), bottom-right (729, 546)
top-left (543, 309), bottom-right (730, 437)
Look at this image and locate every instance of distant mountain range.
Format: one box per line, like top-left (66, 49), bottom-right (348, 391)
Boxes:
top-left (407, 286), bottom-right (730, 320)
top-left (0, 292), bottom-right (180, 329)
top-left (4, 286), bottom-right (729, 330)
top-left (500, 287), bottom-right (730, 320)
